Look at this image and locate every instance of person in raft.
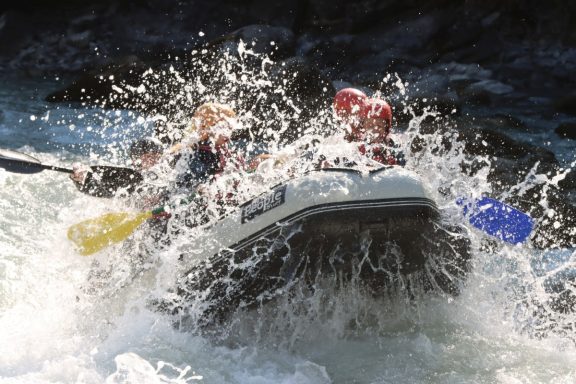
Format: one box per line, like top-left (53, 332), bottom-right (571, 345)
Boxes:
top-left (70, 137), bottom-right (166, 199)
top-left (169, 102), bottom-right (265, 226)
top-left (333, 87), bottom-right (405, 166)
top-left (70, 103), bottom-right (245, 201)
top-left (171, 102), bottom-right (246, 192)
top-left (172, 102), bottom-right (271, 189)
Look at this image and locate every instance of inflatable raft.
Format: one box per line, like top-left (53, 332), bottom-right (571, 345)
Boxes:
top-left (163, 166), bottom-right (471, 325)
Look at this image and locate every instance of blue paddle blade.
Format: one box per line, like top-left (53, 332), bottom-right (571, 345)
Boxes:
top-left (459, 197), bottom-right (534, 244)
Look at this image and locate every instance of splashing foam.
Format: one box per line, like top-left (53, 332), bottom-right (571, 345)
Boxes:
top-left (42, 41), bottom-right (576, 350)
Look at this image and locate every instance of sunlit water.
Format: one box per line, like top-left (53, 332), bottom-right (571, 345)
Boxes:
top-left (1, 46), bottom-right (576, 384)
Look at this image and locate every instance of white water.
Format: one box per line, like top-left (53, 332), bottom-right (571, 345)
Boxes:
top-left (1, 49), bottom-right (576, 383)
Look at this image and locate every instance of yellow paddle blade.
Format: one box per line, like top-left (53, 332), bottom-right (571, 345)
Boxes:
top-left (67, 211), bottom-right (153, 256)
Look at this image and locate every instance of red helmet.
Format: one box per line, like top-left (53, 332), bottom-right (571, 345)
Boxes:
top-left (365, 98), bottom-right (392, 134)
top-left (333, 88), bottom-right (368, 118)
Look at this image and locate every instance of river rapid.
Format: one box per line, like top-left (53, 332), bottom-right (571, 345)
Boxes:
top-left (1, 68), bottom-right (576, 384)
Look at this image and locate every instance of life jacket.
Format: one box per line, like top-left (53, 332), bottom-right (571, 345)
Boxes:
top-left (357, 139), bottom-right (406, 166)
top-left (176, 140), bottom-right (245, 204)
top-left (186, 140), bottom-right (243, 181)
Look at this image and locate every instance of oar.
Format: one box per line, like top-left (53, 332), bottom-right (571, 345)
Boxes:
top-left (0, 148), bottom-right (143, 188)
top-left (68, 194), bottom-right (534, 257)
top-left (458, 196), bottom-right (534, 244)
top-left (0, 148), bottom-right (73, 174)
top-left (67, 206), bottom-right (170, 256)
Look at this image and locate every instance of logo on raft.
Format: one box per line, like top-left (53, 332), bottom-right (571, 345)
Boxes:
top-left (241, 185), bottom-right (287, 223)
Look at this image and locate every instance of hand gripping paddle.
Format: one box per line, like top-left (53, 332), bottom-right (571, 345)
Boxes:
top-left (0, 148), bottom-right (143, 188)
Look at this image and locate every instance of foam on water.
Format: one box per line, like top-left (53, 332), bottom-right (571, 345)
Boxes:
top-left (1, 45), bottom-right (576, 383)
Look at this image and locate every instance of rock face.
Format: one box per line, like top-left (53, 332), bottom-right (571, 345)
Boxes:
top-left (45, 56), bottom-right (151, 108)
top-left (555, 122), bottom-right (576, 140)
top-left (1, 0), bottom-right (575, 247)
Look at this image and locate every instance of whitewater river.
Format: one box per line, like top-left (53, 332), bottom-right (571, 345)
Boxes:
top-left (1, 72), bottom-right (576, 384)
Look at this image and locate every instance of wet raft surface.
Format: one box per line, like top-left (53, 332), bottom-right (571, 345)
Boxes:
top-left (157, 169), bottom-right (472, 328)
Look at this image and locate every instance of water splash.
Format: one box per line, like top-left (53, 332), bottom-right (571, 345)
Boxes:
top-left (1, 42), bottom-right (576, 383)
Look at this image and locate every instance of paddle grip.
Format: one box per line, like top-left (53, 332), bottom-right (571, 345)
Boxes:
top-left (151, 206), bottom-right (171, 219)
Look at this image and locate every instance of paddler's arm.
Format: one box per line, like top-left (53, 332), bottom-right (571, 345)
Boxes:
top-left (369, 139), bottom-right (406, 166)
top-left (246, 153), bottom-right (272, 172)
top-left (385, 138), bottom-right (407, 166)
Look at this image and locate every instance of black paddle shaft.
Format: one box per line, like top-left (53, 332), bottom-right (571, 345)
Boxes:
top-left (0, 149), bottom-right (142, 184)
top-left (0, 149), bottom-right (72, 174)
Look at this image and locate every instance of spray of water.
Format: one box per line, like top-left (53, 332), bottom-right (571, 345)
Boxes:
top-left (1, 42), bottom-right (575, 382)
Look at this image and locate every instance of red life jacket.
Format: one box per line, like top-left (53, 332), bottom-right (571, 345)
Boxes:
top-left (357, 143), bottom-right (398, 165)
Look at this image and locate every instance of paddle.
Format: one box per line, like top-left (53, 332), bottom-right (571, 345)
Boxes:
top-left (458, 196), bottom-right (534, 244)
top-left (0, 148), bottom-right (144, 195)
top-left (67, 206), bottom-right (170, 256)
top-left (68, 193), bottom-right (534, 256)
top-left (0, 148), bottom-right (73, 174)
